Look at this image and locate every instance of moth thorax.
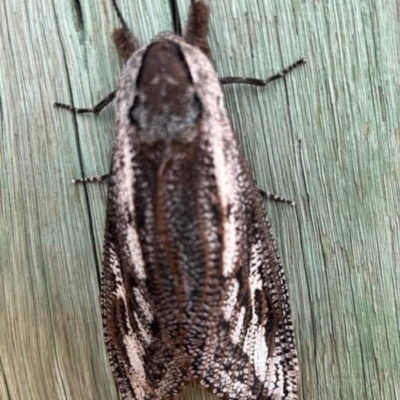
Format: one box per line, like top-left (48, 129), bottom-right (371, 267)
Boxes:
top-left (129, 40), bottom-right (202, 144)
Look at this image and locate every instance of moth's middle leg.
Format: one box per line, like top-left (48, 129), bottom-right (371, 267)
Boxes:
top-left (258, 189), bottom-right (295, 207)
top-left (71, 174), bottom-right (110, 184)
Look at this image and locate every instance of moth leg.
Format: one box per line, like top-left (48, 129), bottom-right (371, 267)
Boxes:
top-left (220, 57), bottom-right (306, 86)
top-left (183, 1), bottom-right (212, 59)
top-left (72, 173), bottom-right (110, 184)
top-left (259, 189), bottom-right (295, 207)
top-left (53, 90), bottom-right (116, 115)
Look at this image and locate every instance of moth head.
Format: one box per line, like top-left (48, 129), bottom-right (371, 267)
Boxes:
top-left (113, 1), bottom-right (220, 144)
top-left (127, 38), bottom-right (202, 143)
top-left (111, 1), bottom-right (211, 62)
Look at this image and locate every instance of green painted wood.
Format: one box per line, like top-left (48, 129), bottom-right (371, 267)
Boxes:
top-left (1, 0), bottom-right (400, 399)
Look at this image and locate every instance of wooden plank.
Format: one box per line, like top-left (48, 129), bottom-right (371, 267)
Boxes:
top-left (1, 0), bottom-right (400, 399)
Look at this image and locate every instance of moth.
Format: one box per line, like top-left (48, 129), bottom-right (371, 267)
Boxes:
top-left (54, 1), bottom-right (304, 399)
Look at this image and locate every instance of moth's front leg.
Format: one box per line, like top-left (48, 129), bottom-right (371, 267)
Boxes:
top-left (53, 90), bottom-right (116, 114)
top-left (220, 57), bottom-right (306, 87)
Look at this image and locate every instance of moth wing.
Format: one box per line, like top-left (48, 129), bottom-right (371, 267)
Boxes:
top-left (183, 125), bottom-right (298, 399)
top-left (101, 214), bottom-right (189, 400)
top-left (198, 200), bottom-right (298, 400)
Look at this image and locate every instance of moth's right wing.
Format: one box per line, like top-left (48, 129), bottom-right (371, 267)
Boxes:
top-left (195, 198), bottom-right (298, 400)
top-left (188, 129), bottom-right (299, 400)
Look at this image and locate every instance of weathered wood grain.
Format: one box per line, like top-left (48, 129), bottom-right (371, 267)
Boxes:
top-left (1, 0), bottom-right (400, 399)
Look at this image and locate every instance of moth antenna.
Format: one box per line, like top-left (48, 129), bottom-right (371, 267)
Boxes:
top-left (111, 0), bottom-right (141, 61)
top-left (184, 1), bottom-right (212, 59)
top-left (111, 0), bottom-right (128, 29)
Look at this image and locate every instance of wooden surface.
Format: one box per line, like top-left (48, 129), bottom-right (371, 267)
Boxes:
top-left (1, 0), bottom-right (400, 399)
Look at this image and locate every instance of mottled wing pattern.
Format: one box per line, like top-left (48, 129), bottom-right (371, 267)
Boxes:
top-left (178, 40), bottom-right (299, 399)
top-left (101, 170), bottom-right (190, 400)
top-left (195, 172), bottom-right (299, 400)
top-left (189, 136), bottom-right (299, 400)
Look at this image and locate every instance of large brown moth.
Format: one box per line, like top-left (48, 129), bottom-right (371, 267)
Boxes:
top-left (54, 1), bottom-right (304, 399)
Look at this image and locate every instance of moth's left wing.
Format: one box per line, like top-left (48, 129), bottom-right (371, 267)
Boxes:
top-left (100, 151), bottom-right (190, 400)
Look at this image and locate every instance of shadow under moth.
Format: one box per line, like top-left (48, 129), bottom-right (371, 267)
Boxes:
top-left (55, 1), bottom-right (305, 399)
